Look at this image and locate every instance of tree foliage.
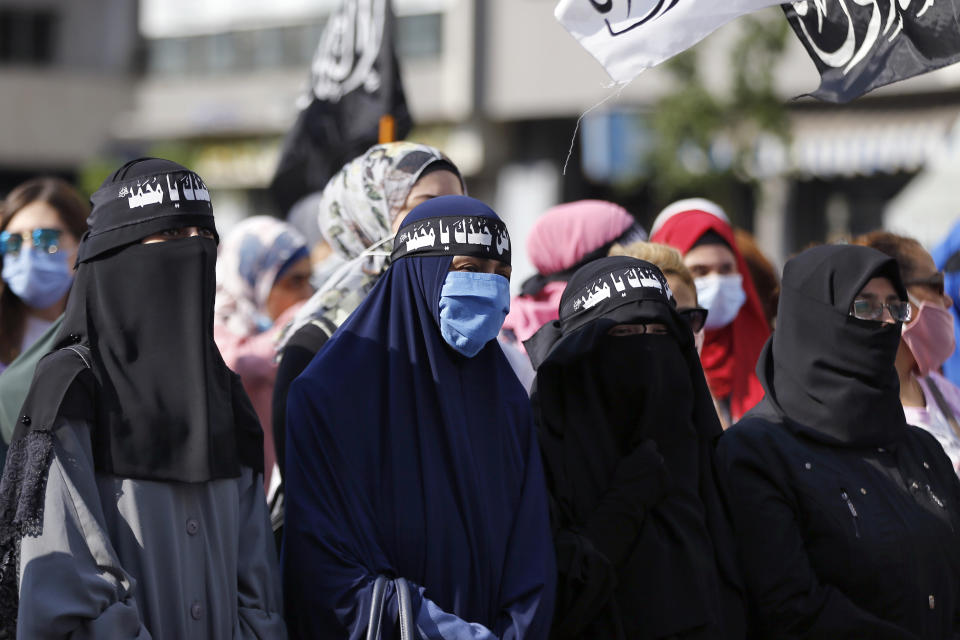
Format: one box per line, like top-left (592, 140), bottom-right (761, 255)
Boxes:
top-left (643, 12), bottom-right (791, 218)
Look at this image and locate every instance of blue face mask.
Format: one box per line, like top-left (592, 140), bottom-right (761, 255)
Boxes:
top-left (2, 247), bottom-right (73, 309)
top-left (438, 271), bottom-right (511, 358)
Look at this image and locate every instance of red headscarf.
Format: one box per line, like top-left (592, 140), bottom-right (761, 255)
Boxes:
top-left (651, 206), bottom-right (768, 422)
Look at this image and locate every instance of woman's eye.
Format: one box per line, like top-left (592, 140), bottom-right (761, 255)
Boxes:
top-left (162, 228), bottom-right (182, 237)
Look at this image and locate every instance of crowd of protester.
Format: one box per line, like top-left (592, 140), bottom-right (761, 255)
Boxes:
top-left (1, 143), bottom-right (960, 638)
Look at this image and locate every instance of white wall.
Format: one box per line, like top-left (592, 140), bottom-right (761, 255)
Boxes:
top-left (494, 160), bottom-right (561, 293)
top-left (0, 0), bottom-right (137, 168)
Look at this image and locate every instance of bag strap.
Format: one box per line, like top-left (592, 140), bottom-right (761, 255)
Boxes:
top-left (366, 576), bottom-right (416, 640)
top-left (313, 316), bottom-right (338, 341)
top-left (396, 577), bottom-right (415, 640)
top-left (366, 576), bottom-right (388, 640)
top-left (925, 376), bottom-right (960, 441)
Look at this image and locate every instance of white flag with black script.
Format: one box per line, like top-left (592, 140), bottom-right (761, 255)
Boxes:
top-left (555, 0), bottom-right (783, 83)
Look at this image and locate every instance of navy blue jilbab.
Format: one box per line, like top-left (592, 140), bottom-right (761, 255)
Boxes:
top-left (283, 195), bottom-right (556, 639)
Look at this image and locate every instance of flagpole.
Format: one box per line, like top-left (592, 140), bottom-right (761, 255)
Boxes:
top-left (379, 114), bottom-right (396, 144)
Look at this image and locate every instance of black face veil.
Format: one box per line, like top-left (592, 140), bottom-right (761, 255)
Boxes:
top-left (0, 159), bottom-right (263, 632)
top-left (55, 158), bottom-right (262, 481)
top-left (758, 244), bottom-right (908, 447)
top-left (526, 256), bottom-right (743, 638)
top-left (526, 256), bottom-right (703, 455)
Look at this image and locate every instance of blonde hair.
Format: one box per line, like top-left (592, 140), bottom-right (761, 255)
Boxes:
top-left (609, 241), bottom-right (696, 297)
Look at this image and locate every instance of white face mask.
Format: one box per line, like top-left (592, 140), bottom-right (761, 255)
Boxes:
top-left (695, 273), bottom-right (746, 330)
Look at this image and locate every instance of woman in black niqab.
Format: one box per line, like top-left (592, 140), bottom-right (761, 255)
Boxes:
top-left (0, 158), bottom-right (282, 638)
top-left (717, 244), bottom-right (960, 638)
top-left (526, 255), bottom-right (745, 640)
top-left (57, 157), bottom-right (262, 480)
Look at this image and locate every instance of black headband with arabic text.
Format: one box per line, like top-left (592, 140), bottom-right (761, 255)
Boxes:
top-left (390, 215), bottom-right (511, 265)
top-left (80, 170), bottom-right (216, 262)
top-left (560, 263), bottom-right (674, 326)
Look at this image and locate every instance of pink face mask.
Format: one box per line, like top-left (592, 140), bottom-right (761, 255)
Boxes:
top-left (902, 296), bottom-right (956, 377)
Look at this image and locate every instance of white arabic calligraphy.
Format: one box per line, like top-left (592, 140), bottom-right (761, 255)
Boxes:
top-left (127, 182), bottom-right (163, 209)
top-left (123, 174), bottom-right (211, 210)
top-left (583, 283), bottom-right (612, 309)
top-left (466, 221), bottom-right (493, 247)
top-left (191, 175), bottom-right (211, 202)
top-left (405, 227), bottom-right (437, 252)
top-left (495, 230), bottom-right (510, 256)
top-left (594, 0), bottom-right (682, 37)
top-left (791, 0), bottom-right (938, 74)
top-left (398, 219), bottom-right (508, 254)
top-left (167, 174), bottom-right (180, 202)
top-left (572, 268), bottom-right (665, 311)
top-left (311, 0), bottom-right (386, 102)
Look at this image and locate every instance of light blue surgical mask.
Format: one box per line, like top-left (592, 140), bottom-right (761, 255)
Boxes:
top-left (254, 312), bottom-right (273, 333)
top-left (438, 271), bottom-right (511, 358)
top-left (695, 273), bottom-right (746, 329)
top-left (2, 246), bottom-right (73, 309)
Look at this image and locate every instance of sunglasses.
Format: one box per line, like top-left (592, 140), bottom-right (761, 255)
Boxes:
top-left (850, 298), bottom-right (912, 323)
top-left (0, 228), bottom-right (63, 257)
top-left (679, 307), bottom-right (709, 333)
top-left (904, 272), bottom-right (945, 297)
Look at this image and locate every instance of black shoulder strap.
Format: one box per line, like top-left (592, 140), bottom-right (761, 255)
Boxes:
top-left (10, 345), bottom-right (93, 443)
top-left (314, 316), bottom-right (338, 339)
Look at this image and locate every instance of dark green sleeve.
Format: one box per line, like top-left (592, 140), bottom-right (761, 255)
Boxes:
top-left (0, 315), bottom-right (63, 444)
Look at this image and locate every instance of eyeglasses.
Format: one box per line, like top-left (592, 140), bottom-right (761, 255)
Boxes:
top-left (0, 228), bottom-right (63, 257)
top-left (679, 307), bottom-right (709, 333)
top-left (850, 298), bottom-right (912, 323)
top-left (904, 272), bottom-right (945, 297)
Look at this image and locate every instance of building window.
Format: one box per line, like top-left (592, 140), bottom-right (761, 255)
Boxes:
top-left (396, 13), bottom-right (442, 59)
top-left (144, 11), bottom-right (441, 77)
top-left (0, 8), bottom-right (57, 66)
top-left (147, 37), bottom-right (188, 75)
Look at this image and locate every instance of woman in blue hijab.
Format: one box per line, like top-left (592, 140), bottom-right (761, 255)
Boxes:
top-left (283, 195), bottom-right (556, 639)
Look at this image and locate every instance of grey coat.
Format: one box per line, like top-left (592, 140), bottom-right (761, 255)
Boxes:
top-left (16, 416), bottom-right (287, 639)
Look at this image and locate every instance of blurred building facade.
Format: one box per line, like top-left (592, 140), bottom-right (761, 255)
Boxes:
top-left (120, 0), bottom-right (960, 278)
top-left (0, 0), bottom-right (138, 193)
top-left (2, 0), bottom-right (959, 280)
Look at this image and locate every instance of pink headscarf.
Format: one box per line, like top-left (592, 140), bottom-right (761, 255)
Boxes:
top-left (502, 200), bottom-right (645, 345)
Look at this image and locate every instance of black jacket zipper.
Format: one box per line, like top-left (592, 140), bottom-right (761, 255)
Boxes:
top-left (841, 490), bottom-right (861, 538)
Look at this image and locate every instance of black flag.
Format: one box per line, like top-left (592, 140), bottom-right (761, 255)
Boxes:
top-left (784, 0), bottom-right (960, 103)
top-left (270, 0), bottom-right (413, 215)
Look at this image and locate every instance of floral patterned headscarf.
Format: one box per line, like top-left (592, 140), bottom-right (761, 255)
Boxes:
top-left (215, 215), bottom-right (308, 336)
top-left (277, 142), bottom-right (463, 349)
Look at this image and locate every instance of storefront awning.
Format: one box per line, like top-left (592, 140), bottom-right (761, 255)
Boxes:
top-left (755, 106), bottom-right (960, 179)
